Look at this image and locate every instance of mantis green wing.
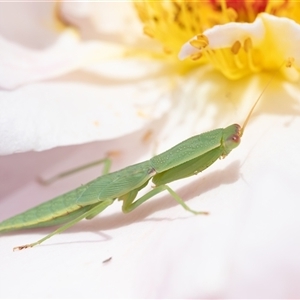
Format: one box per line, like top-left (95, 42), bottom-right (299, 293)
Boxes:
top-left (0, 161), bottom-right (155, 233)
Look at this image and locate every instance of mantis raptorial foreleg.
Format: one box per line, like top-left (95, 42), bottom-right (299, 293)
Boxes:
top-left (122, 184), bottom-right (208, 215)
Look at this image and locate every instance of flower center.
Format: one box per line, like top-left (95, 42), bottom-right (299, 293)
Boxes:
top-left (135, 1), bottom-right (295, 54)
top-left (135, 1), bottom-right (300, 78)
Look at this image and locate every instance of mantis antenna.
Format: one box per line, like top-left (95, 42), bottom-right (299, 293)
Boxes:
top-left (241, 58), bottom-right (293, 136)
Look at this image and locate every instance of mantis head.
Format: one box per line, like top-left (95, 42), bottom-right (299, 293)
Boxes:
top-left (222, 123), bottom-right (242, 157)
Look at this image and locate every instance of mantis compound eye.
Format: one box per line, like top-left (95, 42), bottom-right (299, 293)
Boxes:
top-left (230, 134), bottom-right (241, 144)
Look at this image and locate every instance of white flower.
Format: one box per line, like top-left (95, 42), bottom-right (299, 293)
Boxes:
top-left (1, 1), bottom-right (300, 298)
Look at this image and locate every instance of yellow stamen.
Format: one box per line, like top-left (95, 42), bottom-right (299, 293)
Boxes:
top-left (231, 41), bottom-right (241, 55)
top-left (189, 39), bottom-right (207, 50)
top-left (243, 38), bottom-right (252, 52)
top-left (190, 52), bottom-right (203, 61)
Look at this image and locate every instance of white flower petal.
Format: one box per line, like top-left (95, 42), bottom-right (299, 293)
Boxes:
top-left (60, 1), bottom-right (144, 43)
top-left (130, 77), bottom-right (300, 297)
top-left (0, 2), bottom-right (57, 49)
top-left (0, 31), bottom-right (129, 90)
top-left (0, 77), bottom-right (171, 154)
top-left (179, 15), bottom-right (264, 59)
top-left (179, 13), bottom-right (300, 69)
top-left (0, 75), bottom-right (300, 298)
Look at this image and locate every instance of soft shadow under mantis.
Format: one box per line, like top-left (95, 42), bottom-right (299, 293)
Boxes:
top-left (2, 160), bottom-right (241, 244)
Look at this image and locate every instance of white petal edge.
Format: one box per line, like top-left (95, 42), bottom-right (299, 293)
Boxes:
top-left (0, 78), bottom-right (171, 154)
top-left (0, 30), bottom-right (129, 90)
top-left (60, 1), bottom-right (144, 43)
top-left (179, 13), bottom-right (300, 68)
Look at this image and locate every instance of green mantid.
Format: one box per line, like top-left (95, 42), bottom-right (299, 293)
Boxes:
top-left (0, 60), bottom-right (291, 251)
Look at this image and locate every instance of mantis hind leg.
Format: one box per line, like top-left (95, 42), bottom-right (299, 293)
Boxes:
top-left (39, 158), bottom-right (112, 185)
top-left (122, 184), bottom-right (208, 215)
top-left (13, 199), bottom-right (114, 251)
